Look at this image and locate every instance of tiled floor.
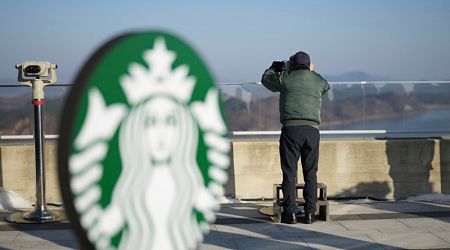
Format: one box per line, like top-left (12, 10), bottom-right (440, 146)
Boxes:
top-left (1, 200), bottom-right (450, 249)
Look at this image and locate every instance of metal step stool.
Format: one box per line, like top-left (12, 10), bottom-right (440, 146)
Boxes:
top-left (273, 183), bottom-right (330, 221)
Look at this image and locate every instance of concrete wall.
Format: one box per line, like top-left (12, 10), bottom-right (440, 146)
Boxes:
top-left (226, 139), bottom-right (450, 200)
top-left (0, 141), bottom-right (61, 204)
top-left (1, 138), bottom-right (449, 204)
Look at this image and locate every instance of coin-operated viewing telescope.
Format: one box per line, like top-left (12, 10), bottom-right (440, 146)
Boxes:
top-left (16, 61), bottom-right (57, 100)
top-left (6, 61), bottom-right (62, 224)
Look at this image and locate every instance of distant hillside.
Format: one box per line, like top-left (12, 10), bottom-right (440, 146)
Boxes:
top-left (324, 71), bottom-right (394, 82)
top-left (0, 92), bottom-right (64, 135)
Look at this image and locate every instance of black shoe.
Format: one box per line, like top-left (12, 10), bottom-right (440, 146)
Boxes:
top-left (280, 212), bottom-right (297, 224)
top-left (305, 211), bottom-right (315, 224)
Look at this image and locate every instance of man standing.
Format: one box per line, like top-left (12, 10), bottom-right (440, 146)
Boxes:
top-left (261, 51), bottom-right (330, 224)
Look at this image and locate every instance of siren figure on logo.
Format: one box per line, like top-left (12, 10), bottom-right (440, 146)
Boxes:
top-left (68, 38), bottom-right (230, 250)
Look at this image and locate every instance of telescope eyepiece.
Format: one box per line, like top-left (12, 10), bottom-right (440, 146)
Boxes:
top-left (24, 65), bottom-right (42, 75)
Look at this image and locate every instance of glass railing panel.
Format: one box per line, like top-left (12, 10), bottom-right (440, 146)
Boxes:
top-left (321, 83), bottom-right (365, 130)
top-left (220, 83), bottom-right (281, 132)
top-left (361, 82), bottom-right (450, 132)
top-left (0, 85), bottom-right (72, 136)
top-left (0, 86), bottom-right (33, 135)
top-left (1, 81), bottom-right (449, 136)
top-left (220, 82), bottom-right (367, 131)
top-left (42, 86), bottom-right (72, 135)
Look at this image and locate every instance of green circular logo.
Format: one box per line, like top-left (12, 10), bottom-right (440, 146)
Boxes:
top-left (58, 31), bottom-right (230, 250)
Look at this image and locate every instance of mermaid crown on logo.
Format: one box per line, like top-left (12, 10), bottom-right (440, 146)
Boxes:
top-left (120, 38), bottom-right (196, 104)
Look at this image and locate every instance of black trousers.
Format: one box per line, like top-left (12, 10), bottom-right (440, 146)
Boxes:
top-left (279, 125), bottom-right (320, 214)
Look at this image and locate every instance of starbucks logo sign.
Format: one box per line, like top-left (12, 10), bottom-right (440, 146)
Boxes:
top-left (58, 32), bottom-right (230, 250)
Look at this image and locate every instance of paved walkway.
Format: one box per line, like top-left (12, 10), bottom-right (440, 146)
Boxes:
top-left (1, 200), bottom-right (450, 249)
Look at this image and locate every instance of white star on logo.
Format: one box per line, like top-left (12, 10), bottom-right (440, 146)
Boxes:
top-left (144, 38), bottom-right (175, 80)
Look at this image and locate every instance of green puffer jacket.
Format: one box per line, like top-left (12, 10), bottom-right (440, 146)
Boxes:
top-left (261, 66), bottom-right (330, 127)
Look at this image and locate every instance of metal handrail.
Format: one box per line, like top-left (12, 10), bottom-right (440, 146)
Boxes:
top-left (218, 80), bottom-right (450, 85)
top-left (0, 83), bottom-right (73, 87)
top-left (0, 135), bottom-right (59, 140)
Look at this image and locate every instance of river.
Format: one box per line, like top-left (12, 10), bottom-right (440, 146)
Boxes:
top-left (332, 108), bottom-right (450, 132)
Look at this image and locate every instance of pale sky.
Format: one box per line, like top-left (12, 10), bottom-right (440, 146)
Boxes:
top-left (1, 0), bottom-right (449, 83)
